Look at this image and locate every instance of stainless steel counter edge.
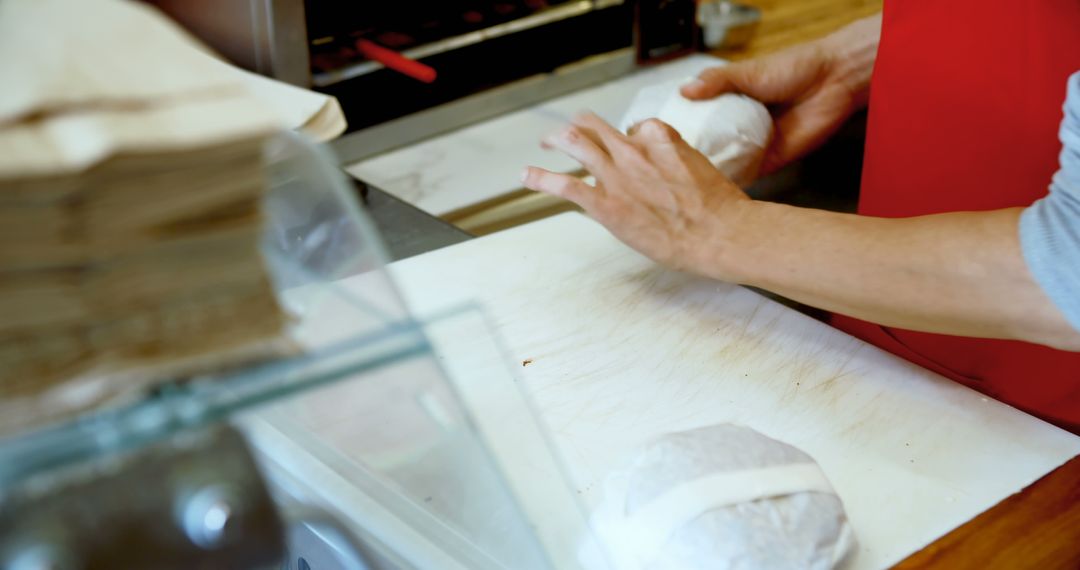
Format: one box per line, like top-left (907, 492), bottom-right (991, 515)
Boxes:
top-left (360, 183), bottom-right (473, 262)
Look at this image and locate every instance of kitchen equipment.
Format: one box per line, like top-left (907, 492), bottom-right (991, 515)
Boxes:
top-left (146, 0), bottom-right (698, 162)
top-left (354, 40), bottom-right (438, 84)
top-left (635, 0), bottom-right (698, 62)
top-left (698, 0), bottom-right (762, 51)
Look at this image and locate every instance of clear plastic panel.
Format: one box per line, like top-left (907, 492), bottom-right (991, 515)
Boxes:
top-left (260, 131), bottom-right (410, 332)
top-left (241, 303), bottom-right (609, 570)
top-left (239, 330), bottom-right (552, 569)
top-left (419, 306), bottom-right (609, 570)
top-left (0, 131), bottom-right (603, 569)
top-left (249, 132), bottom-right (604, 569)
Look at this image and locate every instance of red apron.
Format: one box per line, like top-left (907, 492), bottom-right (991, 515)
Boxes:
top-left (833, 0), bottom-right (1080, 432)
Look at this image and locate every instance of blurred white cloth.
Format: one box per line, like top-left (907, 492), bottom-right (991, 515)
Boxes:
top-left (580, 424), bottom-right (855, 570)
top-left (620, 80), bottom-right (773, 187)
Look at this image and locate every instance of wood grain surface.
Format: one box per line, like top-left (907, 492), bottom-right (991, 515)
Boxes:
top-left (894, 455), bottom-right (1080, 569)
top-left (715, 0), bottom-right (883, 61)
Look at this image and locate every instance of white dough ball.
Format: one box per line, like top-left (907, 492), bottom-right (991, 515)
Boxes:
top-left (619, 80), bottom-right (774, 187)
top-left (580, 424), bottom-right (855, 570)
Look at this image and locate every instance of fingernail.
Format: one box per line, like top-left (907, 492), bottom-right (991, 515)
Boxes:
top-left (520, 167), bottom-right (530, 184)
top-left (682, 78), bottom-right (705, 89)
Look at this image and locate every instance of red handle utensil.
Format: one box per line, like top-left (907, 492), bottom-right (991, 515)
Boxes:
top-left (356, 39), bottom-right (438, 84)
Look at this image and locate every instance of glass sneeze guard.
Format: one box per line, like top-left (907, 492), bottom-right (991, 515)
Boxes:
top-left (0, 132), bottom-right (605, 570)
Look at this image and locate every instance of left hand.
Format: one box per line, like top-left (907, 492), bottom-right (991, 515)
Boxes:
top-left (522, 113), bottom-right (750, 278)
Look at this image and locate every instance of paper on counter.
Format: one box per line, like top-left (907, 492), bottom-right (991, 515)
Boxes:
top-left (0, 0), bottom-right (341, 436)
top-left (0, 0), bottom-right (346, 179)
top-left (239, 70), bottom-right (347, 143)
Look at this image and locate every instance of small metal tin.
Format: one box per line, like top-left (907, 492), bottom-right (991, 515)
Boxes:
top-left (698, 1), bottom-right (762, 51)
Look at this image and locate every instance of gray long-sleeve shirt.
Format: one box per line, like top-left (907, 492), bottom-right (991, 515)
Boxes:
top-left (1020, 71), bottom-right (1080, 333)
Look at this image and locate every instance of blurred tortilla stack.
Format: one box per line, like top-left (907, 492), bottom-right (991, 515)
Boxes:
top-left (0, 0), bottom-right (346, 435)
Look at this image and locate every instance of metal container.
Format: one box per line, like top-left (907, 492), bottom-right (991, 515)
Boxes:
top-left (698, 0), bottom-right (762, 50)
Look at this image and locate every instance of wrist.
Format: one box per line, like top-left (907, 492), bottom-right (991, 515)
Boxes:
top-left (692, 197), bottom-right (764, 283)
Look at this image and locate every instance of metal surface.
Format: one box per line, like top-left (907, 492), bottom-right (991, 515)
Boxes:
top-left (311, 0), bottom-right (623, 87)
top-left (152, 0), bottom-right (638, 163)
top-left (278, 507), bottom-right (403, 570)
top-left (148, 0), bottom-right (311, 86)
top-left (360, 183), bottom-right (472, 262)
top-left (635, 0), bottom-right (699, 63)
top-left (0, 426), bottom-right (284, 570)
top-left (256, 0), bottom-right (312, 86)
top-left (331, 48), bottom-right (637, 164)
top-left (697, 1), bottom-right (762, 50)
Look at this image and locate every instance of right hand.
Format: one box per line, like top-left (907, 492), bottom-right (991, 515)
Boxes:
top-left (524, 114), bottom-right (752, 279)
top-left (681, 15), bottom-right (881, 174)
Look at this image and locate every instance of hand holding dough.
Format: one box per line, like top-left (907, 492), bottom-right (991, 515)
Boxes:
top-left (620, 79), bottom-right (774, 187)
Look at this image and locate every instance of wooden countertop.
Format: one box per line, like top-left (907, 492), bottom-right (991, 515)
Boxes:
top-left (897, 455), bottom-right (1080, 569)
top-left (713, 0), bottom-right (883, 61)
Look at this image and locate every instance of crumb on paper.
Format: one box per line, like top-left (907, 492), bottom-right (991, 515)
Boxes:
top-left (522, 358), bottom-right (534, 367)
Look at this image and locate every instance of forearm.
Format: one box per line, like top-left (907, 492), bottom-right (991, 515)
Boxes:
top-left (708, 201), bottom-right (1080, 351)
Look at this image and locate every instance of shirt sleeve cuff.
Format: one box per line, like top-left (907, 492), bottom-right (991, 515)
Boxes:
top-left (1020, 199), bottom-right (1080, 333)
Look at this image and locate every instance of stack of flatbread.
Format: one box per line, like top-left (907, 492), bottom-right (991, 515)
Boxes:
top-left (0, 0), bottom-right (347, 435)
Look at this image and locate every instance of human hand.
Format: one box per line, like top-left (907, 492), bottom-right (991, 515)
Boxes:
top-left (522, 113), bottom-right (750, 279)
top-left (681, 14), bottom-right (881, 173)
